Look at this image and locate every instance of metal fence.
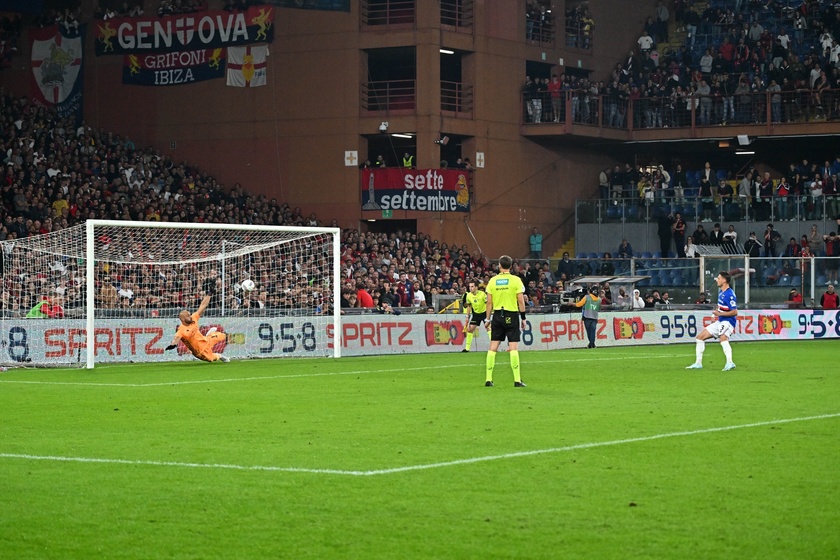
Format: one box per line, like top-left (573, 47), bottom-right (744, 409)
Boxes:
top-left (577, 196), bottom-right (840, 226)
top-left (521, 88), bottom-right (840, 129)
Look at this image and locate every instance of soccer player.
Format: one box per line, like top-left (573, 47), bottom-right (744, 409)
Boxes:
top-left (461, 280), bottom-right (490, 352)
top-left (166, 294), bottom-right (230, 363)
top-left (484, 255), bottom-right (527, 387)
top-left (686, 271), bottom-right (737, 371)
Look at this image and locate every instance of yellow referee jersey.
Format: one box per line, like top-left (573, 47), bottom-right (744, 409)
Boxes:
top-left (486, 273), bottom-right (525, 311)
top-left (462, 290), bottom-right (487, 314)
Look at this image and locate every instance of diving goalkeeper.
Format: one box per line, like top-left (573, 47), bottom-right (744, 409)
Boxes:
top-left (166, 292), bottom-right (230, 363)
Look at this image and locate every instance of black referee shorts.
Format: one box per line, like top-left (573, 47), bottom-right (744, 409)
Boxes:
top-left (490, 310), bottom-right (521, 342)
top-left (468, 312), bottom-right (485, 327)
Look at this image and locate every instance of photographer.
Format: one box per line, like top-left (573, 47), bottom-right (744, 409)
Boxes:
top-left (575, 284), bottom-right (601, 349)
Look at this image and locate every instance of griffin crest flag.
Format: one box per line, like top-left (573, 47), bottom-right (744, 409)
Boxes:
top-left (30, 25), bottom-right (85, 122)
top-left (226, 45), bottom-right (267, 87)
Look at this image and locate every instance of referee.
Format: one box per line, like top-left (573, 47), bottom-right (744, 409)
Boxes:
top-left (461, 280), bottom-right (490, 352)
top-left (484, 255), bottom-right (527, 387)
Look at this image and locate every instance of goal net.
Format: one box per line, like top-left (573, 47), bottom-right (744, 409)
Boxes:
top-left (0, 220), bottom-right (341, 368)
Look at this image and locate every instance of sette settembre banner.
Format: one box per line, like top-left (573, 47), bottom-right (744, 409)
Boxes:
top-left (360, 169), bottom-right (470, 213)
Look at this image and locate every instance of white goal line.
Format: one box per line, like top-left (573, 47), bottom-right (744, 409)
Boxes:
top-left (1, 412), bottom-right (837, 477)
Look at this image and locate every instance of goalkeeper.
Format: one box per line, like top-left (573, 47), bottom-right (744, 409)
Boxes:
top-left (461, 280), bottom-right (490, 352)
top-left (166, 291), bottom-right (230, 363)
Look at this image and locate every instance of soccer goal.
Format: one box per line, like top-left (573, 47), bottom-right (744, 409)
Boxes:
top-left (0, 220), bottom-right (341, 368)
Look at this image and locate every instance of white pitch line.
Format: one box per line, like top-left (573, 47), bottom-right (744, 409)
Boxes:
top-left (0, 354), bottom-right (683, 387)
top-left (1, 412), bottom-right (837, 476)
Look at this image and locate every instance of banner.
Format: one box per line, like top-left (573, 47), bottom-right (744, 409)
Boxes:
top-left (361, 169), bottom-right (471, 213)
top-left (226, 45), bottom-right (267, 87)
top-left (3, 309), bottom-right (836, 364)
top-left (30, 25), bottom-right (84, 123)
top-left (123, 48), bottom-right (225, 86)
top-left (94, 5), bottom-right (274, 56)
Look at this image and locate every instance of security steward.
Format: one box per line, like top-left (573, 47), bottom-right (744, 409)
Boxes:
top-left (402, 152), bottom-right (415, 168)
top-left (575, 284), bottom-right (601, 348)
top-left (484, 255), bottom-right (527, 387)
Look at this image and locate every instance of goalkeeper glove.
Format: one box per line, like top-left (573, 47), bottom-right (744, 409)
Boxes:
top-left (165, 344), bottom-right (177, 351)
top-left (204, 278), bottom-right (216, 295)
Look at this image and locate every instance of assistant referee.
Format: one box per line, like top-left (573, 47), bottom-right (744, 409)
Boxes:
top-left (484, 255), bottom-right (527, 387)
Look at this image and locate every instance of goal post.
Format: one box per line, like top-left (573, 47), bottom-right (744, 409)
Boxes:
top-left (1, 220), bottom-right (341, 368)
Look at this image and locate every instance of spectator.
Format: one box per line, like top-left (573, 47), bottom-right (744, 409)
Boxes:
top-left (555, 251), bottom-right (575, 282)
top-left (692, 223), bottom-right (710, 245)
top-left (764, 223), bottom-right (782, 257)
top-left (709, 223), bottom-right (725, 245)
top-left (744, 232), bottom-right (762, 257)
top-left (824, 232), bottom-right (840, 285)
top-left (632, 288), bottom-right (645, 309)
top-left (673, 212), bottom-right (687, 258)
top-left (820, 284), bottom-right (839, 309)
top-left (412, 283), bottom-right (427, 308)
top-left (355, 281), bottom-right (375, 308)
top-left (617, 238), bottom-right (633, 258)
top-left (528, 227), bottom-right (542, 260)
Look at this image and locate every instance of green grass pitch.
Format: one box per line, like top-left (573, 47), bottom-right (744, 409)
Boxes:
top-left (1, 340), bottom-right (839, 559)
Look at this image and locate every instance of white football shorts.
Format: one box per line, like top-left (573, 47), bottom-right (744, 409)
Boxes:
top-left (706, 320), bottom-right (734, 339)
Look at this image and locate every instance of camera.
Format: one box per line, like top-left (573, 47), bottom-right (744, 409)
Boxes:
top-left (379, 121), bottom-right (389, 133)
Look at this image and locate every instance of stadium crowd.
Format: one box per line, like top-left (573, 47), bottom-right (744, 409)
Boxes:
top-left (6, 1), bottom-right (840, 315)
top-left (525, 0), bottom-right (840, 126)
top-left (0, 91), bottom-right (560, 316)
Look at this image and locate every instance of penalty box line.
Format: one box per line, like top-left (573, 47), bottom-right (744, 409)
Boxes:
top-left (0, 354), bottom-right (684, 388)
top-left (2, 412), bottom-right (838, 477)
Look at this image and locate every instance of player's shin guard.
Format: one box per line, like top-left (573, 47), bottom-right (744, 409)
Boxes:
top-left (485, 351), bottom-right (496, 382)
top-left (695, 339), bottom-right (706, 364)
top-left (720, 340), bottom-right (732, 363)
top-left (509, 350), bottom-right (521, 383)
top-left (464, 331), bottom-right (474, 351)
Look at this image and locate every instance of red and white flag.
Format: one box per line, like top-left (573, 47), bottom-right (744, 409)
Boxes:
top-left (226, 45), bottom-right (267, 87)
